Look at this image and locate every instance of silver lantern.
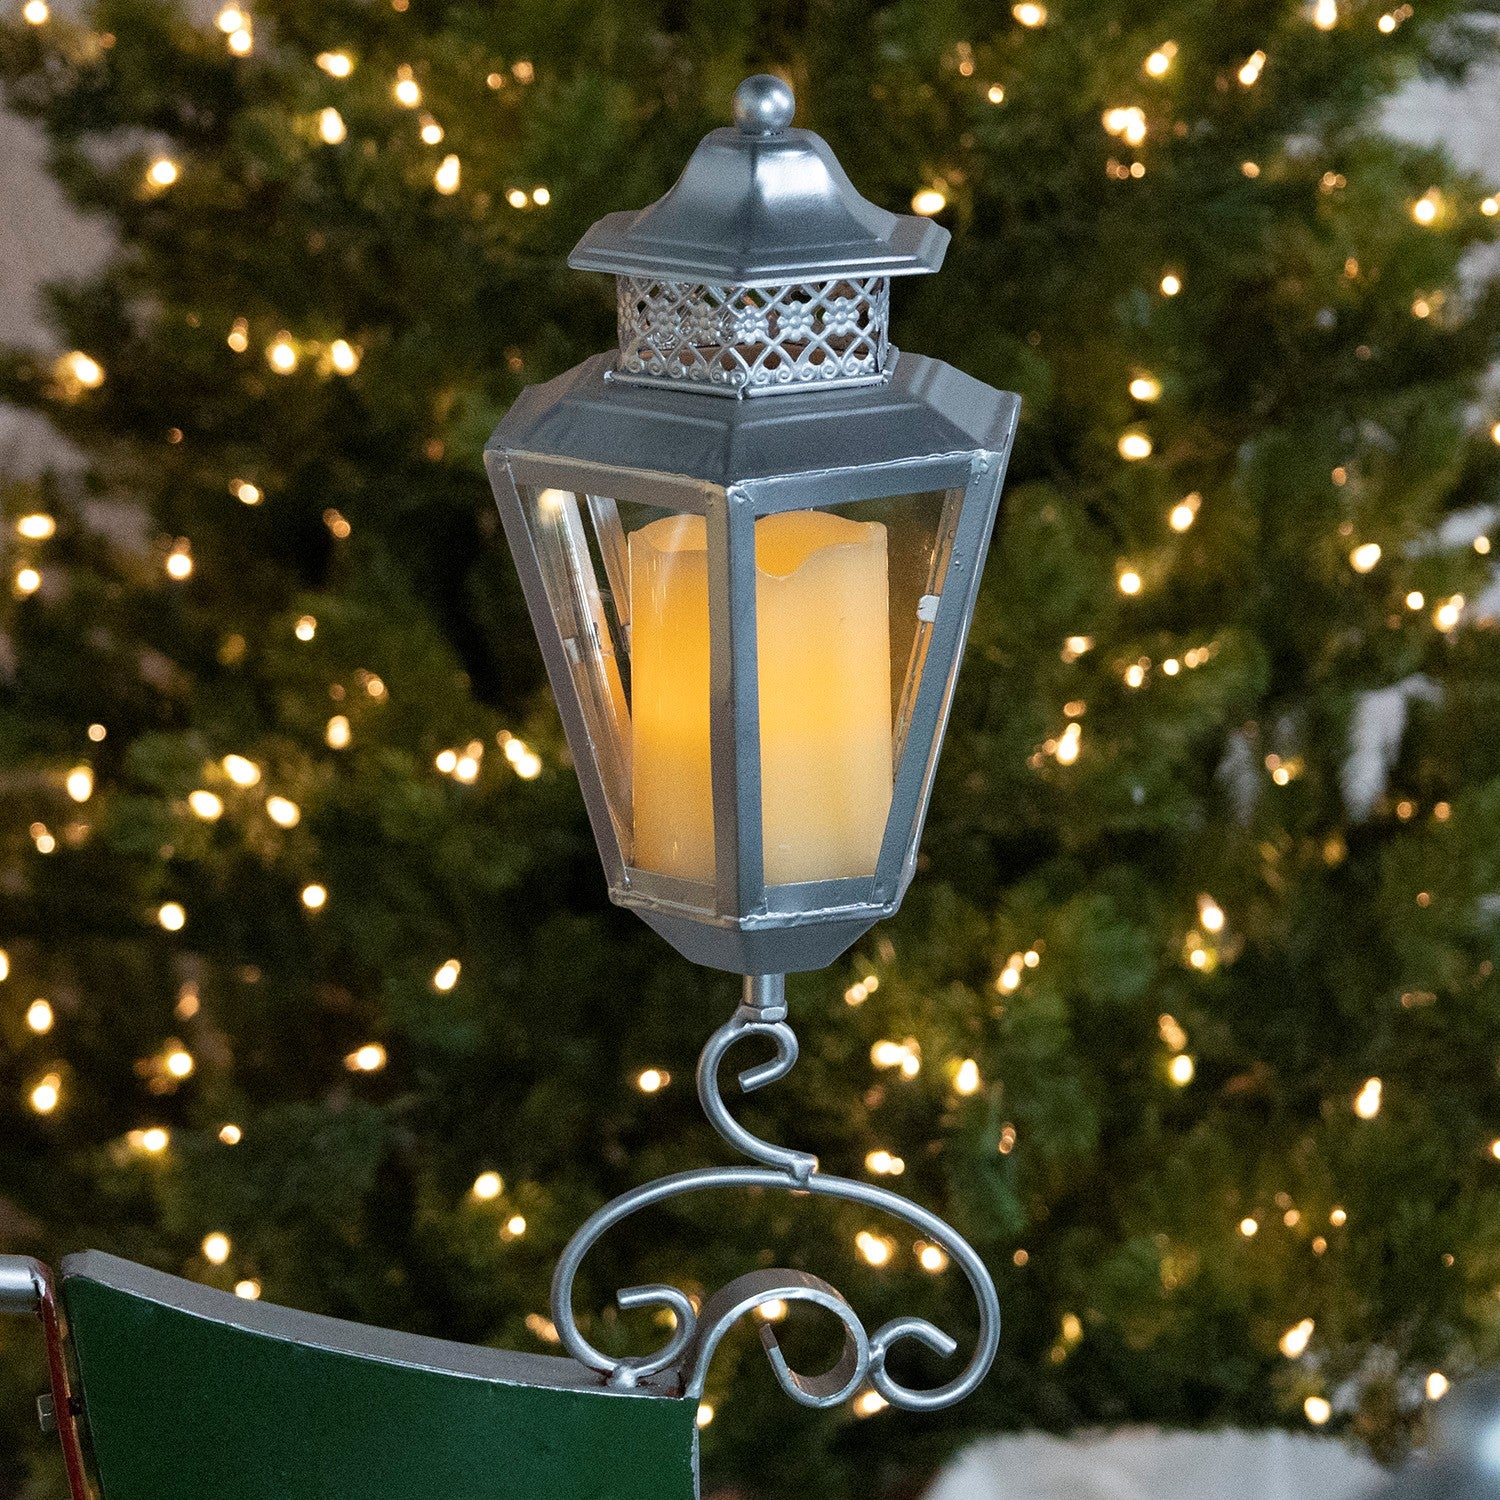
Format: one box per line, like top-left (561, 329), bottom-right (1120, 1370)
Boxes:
top-left (486, 75), bottom-right (1019, 977)
top-left (487, 76), bottom-right (1019, 1416)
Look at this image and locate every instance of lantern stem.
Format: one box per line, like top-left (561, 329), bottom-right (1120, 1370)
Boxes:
top-left (548, 979), bottom-right (1002, 1412)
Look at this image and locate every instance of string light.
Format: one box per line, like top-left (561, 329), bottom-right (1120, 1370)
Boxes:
top-left (504, 1215), bottom-right (527, 1238)
top-left (636, 1068), bottom-right (669, 1093)
top-left (1305, 1396), bottom-right (1332, 1424)
top-left (1118, 431), bottom-right (1152, 460)
top-left (1354, 1077), bottom-right (1382, 1118)
top-left (227, 317), bottom-right (250, 352)
top-left (265, 796), bottom-right (301, 828)
top-left (1160, 272), bottom-right (1182, 295)
top-left (1434, 595), bottom-right (1464, 631)
top-left (301, 883), bottom-right (327, 910)
top-left (1239, 1217), bottom-right (1259, 1237)
top-left (1312, 0), bottom-right (1338, 26)
top-left (1169, 1054), bottom-right (1195, 1085)
top-left (0, 949), bottom-right (8, 980)
top-left (1427, 1372), bottom-right (1449, 1400)
top-left (216, 5), bottom-right (244, 31)
top-left (88, 723), bottom-right (106, 743)
top-left (326, 715), bottom-right (351, 749)
top-left (433, 959), bottom-right (461, 991)
top-left (1170, 493), bottom-right (1200, 530)
top-left (329, 339), bottom-right (360, 374)
top-left (346, 1043), bottom-right (386, 1072)
top-left (1118, 568), bottom-right (1143, 595)
top-left (854, 1390), bottom-right (889, 1417)
top-left (1054, 720), bottom-right (1081, 764)
top-left (758, 1299), bottom-right (788, 1322)
top-left (1330, 1206), bottom-right (1347, 1225)
top-left (1144, 42), bottom-right (1177, 75)
top-left (865, 1149), bottom-right (905, 1176)
top-left (501, 735), bottom-right (542, 779)
top-left (15, 568), bottom-right (41, 596)
top-left (16, 513), bottom-right (55, 540)
top-left (234, 1280), bottom-right (261, 1300)
top-left (1102, 107), bottom-right (1148, 147)
top-left (32, 824), bottom-right (54, 854)
top-left (506, 188), bottom-right (529, 209)
top-left (131, 1127), bottom-right (170, 1153)
top-left (911, 188), bottom-right (946, 215)
top-left (233, 479), bottom-right (262, 504)
top-left (870, 1038), bottom-right (920, 1076)
top-left (1280, 1318), bottom-right (1315, 1357)
top-left (146, 158), bottom-right (179, 188)
top-left (268, 337), bottom-right (297, 373)
top-left (219, 1124), bottom-right (243, 1145)
top-left (188, 790), bottom-right (224, 820)
top-left (165, 541), bottom-right (193, 579)
top-left (294, 615), bottom-right (317, 641)
top-left (223, 755), bottom-right (261, 786)
top-left (158, 902), bottom-right (186, 932)
top-left (66, 766), bottom-right (93, 802)
top-left (1129, 374), bottom-right (1161, 401)
top-left (917, 1242), bottom-right (949, 1272)
top-left (26, 999), bottom-right (54, 1034)
top-left (987, 84), bottom-right (1005, 104)
top-left (1412, 189), bottom-right (1441, 226)
top-left (472, 1171), bottom-right (503, 1200)
top-left (856, 1230), bottom-right (895, 1266)
top-left (318, 107), bottom-right (346, 145)
top-left (1238, 50), bottom-right (1267, 86)
top-left (532, 186), bottom-right (551, 206)
top-left (953, 1058), bottom-right (981, 1094)
top-left (696, 1404), bottom-right (715, 1429)
top-left (393, 68), bottom-right (421, 107)
top-left (30, 1074), bottom-right (61, 1114)
top-left (165, 1048), bottom-right (194, 1079)
top-left (57, 351), bottom-right (104, 392)
top-left (1198, 895), bottom-right (1225, 933)
top-left (1012, 3), bottom-right (1046, 25)
top-left (1349, 542), bottom-right (1381, 572)
top-left (324, 508), bottom-right (351, 538)
top-left (316, 51), bottom-right (353, 77)
top-left (1482, 198), bottom-right (1499, 217)
top-left (434, 155), bottom-right (461, 193)
top-left (202, 1233), bottom-right (231, 1265)
top-left (227, 25), bottom-right (253, 55)
top-left (22, 1), bottom-right (48, 22)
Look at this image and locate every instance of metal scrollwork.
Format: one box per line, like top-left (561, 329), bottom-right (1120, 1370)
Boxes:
top-left (549, 976), bottom-right (1001, 1411)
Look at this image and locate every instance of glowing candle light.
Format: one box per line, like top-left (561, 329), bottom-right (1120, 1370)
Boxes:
top-left (630, 511), bottom-right (891, 886)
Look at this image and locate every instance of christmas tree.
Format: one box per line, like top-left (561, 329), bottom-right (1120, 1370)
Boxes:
top-left (2, 1), bottom-right (1500, 1496)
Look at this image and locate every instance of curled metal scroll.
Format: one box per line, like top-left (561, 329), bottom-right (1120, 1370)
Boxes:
top-left (549, 978), bottom-right (1001, 1411)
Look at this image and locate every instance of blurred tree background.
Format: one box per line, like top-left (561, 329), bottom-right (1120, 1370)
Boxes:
top-left (1, 1), bottom-right (1500, 1496)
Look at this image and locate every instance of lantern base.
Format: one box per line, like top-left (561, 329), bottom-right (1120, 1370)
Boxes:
top-left (629, 902), bottom-right (888, 975)
top-left (549, 975), bottom-right (1001, 1411)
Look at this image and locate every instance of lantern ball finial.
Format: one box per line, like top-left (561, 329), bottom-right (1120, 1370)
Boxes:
top-left (733, 74), bottom-right (795, 136)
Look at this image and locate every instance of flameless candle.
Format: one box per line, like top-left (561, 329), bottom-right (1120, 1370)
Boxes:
top-left (631, 510), bottom-right (892, 885)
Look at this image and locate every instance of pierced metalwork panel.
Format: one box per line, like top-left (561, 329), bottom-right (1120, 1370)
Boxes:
top-left (615, 276), bottom-right (891, 396)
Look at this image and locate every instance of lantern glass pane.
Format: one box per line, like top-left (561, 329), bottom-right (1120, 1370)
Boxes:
top-left (755, 489), bottom-right (959, 888)
top-left (520, 486), bottom-right (650, 861)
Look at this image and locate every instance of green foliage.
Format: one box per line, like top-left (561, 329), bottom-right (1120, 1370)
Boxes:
top-left (1, 1), bottom-right (1499, 1495)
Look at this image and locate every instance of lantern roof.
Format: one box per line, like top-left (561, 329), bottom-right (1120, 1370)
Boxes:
top-left (568, 75), bottom-right (949, 287)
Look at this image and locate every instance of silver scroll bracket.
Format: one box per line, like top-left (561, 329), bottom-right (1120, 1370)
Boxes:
top-left (549, 975), bottom-right (1001, 1411)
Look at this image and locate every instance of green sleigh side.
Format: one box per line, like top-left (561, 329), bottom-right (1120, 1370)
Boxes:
top-left (2, 1251), bottom-right (699, 1500)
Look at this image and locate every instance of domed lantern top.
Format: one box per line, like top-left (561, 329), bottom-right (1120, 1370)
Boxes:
top-left (570, 76), bottom-right (948, 397)
top-left (486, 76), bottom-right (1019, 975)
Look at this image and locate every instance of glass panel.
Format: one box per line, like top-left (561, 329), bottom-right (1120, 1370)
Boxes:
top-left (522, 486), bottom-right (640, 858)
top-left (756, 490), bottom-right (960, 887)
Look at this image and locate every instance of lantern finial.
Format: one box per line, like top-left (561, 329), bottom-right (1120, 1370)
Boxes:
top-left (732, 74), bottom-right (795, 136)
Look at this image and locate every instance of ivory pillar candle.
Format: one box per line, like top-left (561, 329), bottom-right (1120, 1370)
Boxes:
top-left (630, 509), bottom-right (892, 886)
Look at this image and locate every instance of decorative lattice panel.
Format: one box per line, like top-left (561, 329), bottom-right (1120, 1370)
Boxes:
top-left (614, 276), bottom-right (891, 396)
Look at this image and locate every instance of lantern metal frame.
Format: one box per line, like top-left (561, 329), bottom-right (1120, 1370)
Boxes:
top-left (486, 353), bottom-right (1018, 975)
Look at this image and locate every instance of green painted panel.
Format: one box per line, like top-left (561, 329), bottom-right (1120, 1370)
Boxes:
top-left (62, 1254), bottom-right (697, 1500)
